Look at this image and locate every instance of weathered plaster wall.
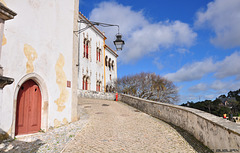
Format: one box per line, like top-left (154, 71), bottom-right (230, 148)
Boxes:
top-left (0, 0), bottom-right (77, 136)
top-left (78, 89), bottom-right (115, 101)
top-left (119, 94), bottom-right (240, 152)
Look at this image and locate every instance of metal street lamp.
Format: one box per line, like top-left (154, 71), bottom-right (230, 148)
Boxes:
top-left (114, 33), bottom-right (125, 51)
top-left (77, 19), bottom-right (125, 51)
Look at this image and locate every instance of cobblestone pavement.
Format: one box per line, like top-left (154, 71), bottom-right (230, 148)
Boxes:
top-left (0, 111), bottom-right (89, 153)
top-left (63, 99), bottom-right (211, 153)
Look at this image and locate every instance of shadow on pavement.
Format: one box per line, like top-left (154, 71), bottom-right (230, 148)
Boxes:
top-left (1, 135), bottom-right (44, 153)
top-left (165, 121), bottom-right (213, 153)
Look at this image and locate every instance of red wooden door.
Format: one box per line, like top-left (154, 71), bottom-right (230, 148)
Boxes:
top-left (15, 80), bottom-right (42, 135)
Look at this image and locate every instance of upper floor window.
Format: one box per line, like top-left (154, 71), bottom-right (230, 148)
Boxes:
top-left (84, 39), bottom-right (89, 59)
top-left (112, 61), bottom-right (114, 71)
top-left (96, 48), bottom-right (101, 62)
top-left (108, 58), bottom-right (111, 70)
top-left (105, 56), bottom-right (108, 66)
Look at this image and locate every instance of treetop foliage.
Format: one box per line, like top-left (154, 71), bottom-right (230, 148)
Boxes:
top-left (115, 72), bottom-right (179, 104)
top-left (181, 89), bottom-right (240, 117)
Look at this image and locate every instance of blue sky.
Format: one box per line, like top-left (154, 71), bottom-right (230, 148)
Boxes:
top-left (79, 0), bottom-right (240, 104)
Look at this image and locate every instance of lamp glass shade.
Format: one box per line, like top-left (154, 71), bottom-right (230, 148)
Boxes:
top-left (113, 34), bottom-right (125, 51)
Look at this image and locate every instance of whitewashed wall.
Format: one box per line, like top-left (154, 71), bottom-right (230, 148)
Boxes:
top-left (78, 16), bottom-right (105, 92)
top-left (105, 47), bottom-right (118, 89)
top-left (78, 14), bottom-right (118, 93)
top-left (0, 0), bottom-right (77, 136)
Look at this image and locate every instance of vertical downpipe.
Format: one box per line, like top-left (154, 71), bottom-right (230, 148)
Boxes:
top-left (77, 17), bottom-right (81, 89)
top-left (103, 38), bottom-right (106, 92)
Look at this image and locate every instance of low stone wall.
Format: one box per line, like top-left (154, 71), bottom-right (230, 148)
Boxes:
top-left (119, 94), bottom-right (240, 152)
top-left (77, 90), bottom-right (115, 101)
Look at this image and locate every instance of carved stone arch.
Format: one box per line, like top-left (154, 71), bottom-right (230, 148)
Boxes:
top-left (11, 73), bottom-right (49, 137)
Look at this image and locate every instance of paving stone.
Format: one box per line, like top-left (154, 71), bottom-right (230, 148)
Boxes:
top-left (0, 98), bottom-right (211, 153)
top-left (63, 99), bottom-right (212, 153)
top-left (0, 112), bottom-right (89, 153)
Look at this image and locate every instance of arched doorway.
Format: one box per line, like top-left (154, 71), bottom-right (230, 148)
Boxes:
top-left (15, 79), bottom-right (42, 135)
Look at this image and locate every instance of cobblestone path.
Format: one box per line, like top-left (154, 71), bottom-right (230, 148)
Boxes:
top-left (63, 99), bottom-right (211, 153)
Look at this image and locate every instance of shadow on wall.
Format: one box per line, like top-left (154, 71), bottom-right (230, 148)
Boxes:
top-left (163, 121), bottom-right (213, 153)
top-left (0, 128), bottom-right (44, 152)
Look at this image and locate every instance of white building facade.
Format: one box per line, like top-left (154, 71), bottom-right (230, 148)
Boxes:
top-left (78, 13), bottom-right (118, 93)
top-left (0, 1), bottom-right (118, 139)
top-left (0, 0), bottom-right (79, 137)
top-left (105, 45), bottom-right (118, 92)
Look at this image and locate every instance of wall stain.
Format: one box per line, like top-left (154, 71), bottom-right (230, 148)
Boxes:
top-left (2, 34), bottom-right (6, 46)
top-left (1, 0), bottom-right (7, 46)
top-left (28, 0), bottom-right (40, 9)
top-left (54, 119), bottom-right (61, 128)
top-left (54, 118), bottom-right (68, 128)
top-left (63, 118), bottom-right (68, 125)
top-left (24, 44), bottom-right (38, 73)
top-left (43, 101), bottom-right (48, 112)
top-left (0, 0), bottom-right (7, 6)
top-left (54, 53), bottom-right (69, 112)
top-left (7, 127), bottom-right (11, 135)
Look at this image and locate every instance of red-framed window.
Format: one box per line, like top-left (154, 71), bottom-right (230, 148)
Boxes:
top-left (83, 77), bottom-right (88, 90)
top-left (96, 48), bottom-right (101, 62)
top-left (98, 50), bottom-right (101, 62)
top-left (85, 79), bottom-right (88, 90)
top-left (96, 81), bottom-right (101, 91)
top-left (84, 40), bottom-right (89, 59)
top-left (86, 42), bottom-right (89, 59)
top-left (83, 42), bottom-right (86, 58)
top-left (96, 48), bottom-right (98, 61)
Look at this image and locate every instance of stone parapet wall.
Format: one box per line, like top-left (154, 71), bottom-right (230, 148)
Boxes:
top-left (77, 90), bottom-right (115, 101)
top-left (119, 94), bottom-right (240, 152)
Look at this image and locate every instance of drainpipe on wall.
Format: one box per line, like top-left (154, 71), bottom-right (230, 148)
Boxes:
top-left (103, 38), bottom-right (106, 92)
top-left (77, 15), bottom-right (81, 89)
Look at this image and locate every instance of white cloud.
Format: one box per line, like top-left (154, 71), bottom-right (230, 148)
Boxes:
top-left (215, 52), bottom-right (240, 79)
top-left (153, 58), bottom-right (163, 70)
top-left (210, 80), bottom-right (227, 90)
top-left (211, 80), bottom-right (240, 92)
top-left (164, 58), bottom-right (216, 82)
top-left (204, 95), bottom-right (215, 100)
top-left (89, 2), bottom-right (197, 63)
top-left (177, 48), bottom-right (190, 54)
top-left (195, 0), bottom-right (240, 48)
top-left (165, 51), bottom-right (240, 82)
top-left (189, 83), bottom-right (208, 92)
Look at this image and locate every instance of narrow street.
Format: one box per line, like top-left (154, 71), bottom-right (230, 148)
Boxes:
top-left (63, 99), bottom-right (210, 153)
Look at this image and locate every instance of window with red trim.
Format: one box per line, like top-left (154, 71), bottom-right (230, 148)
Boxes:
top-left (96, 48), bottom-right (98, 61)
top-left (85, 79), bottom-right (88, 90)
top-left (83, 76), bottom-right (88, 90)
top-left (83, 41), bottom-right (86, 58)
top-left (82, 77), bottom-right (85, 90)
top-left (99, 50), bottom-right (101, 62)
top-left (86, 42), bottom-right (89, 59)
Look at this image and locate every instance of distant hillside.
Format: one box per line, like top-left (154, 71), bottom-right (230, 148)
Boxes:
top-left (181, 89), bottom-right (240, 118)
